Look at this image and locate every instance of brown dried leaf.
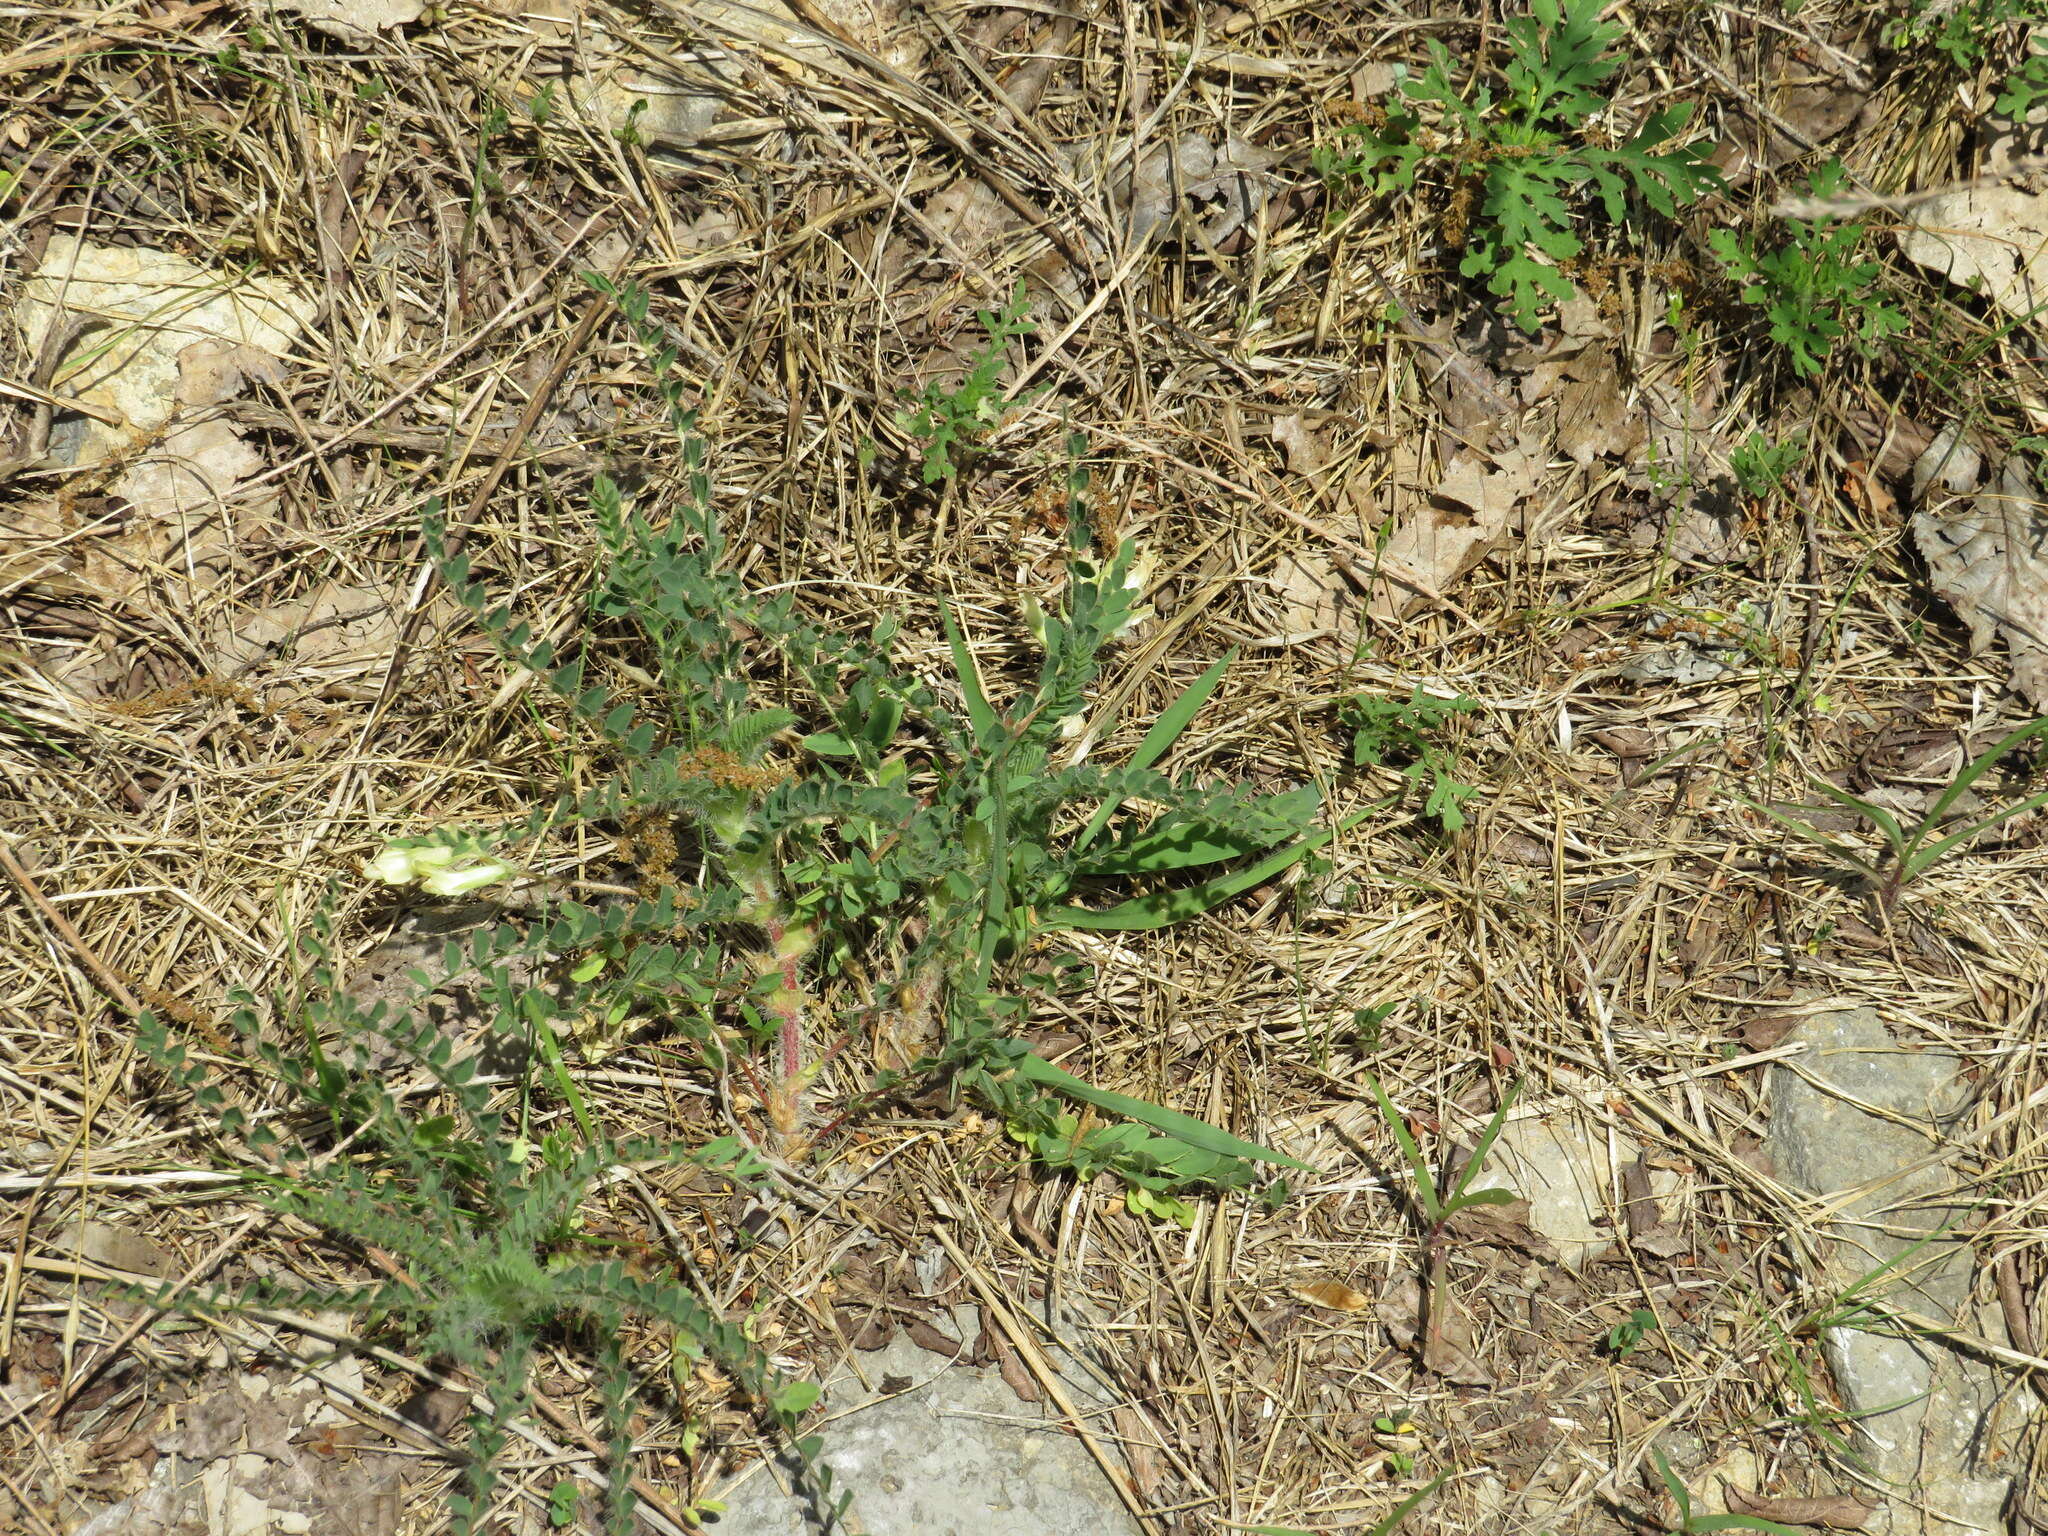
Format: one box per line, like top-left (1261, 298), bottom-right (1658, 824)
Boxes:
top-left (1620, 1157), bottom-right (1662, 1238)
top-left (1375, 1276), bottom-right (1491, 1384)
top-left (174, 339), bottom-right (286, 408)
top-left (996, 1336), bottom-right (1041, 1404)
top-left (1270, 549), bottom-right (1358, 645)
top-left (904, 1317), bottom-right (963, 1357)
top-left (47, 1219), bottom-right (173, 1277)
top-left (1898, 187), bottom-right (2048, 322)
top-left (1293, 1279), bottom-right (1371, 1312)
top-left (1724, 1485), bottom-right (1876, 1529)
top-left (1443, 1196), bottom-right (1557, 1261)
top-left (1368, 441), bottom-right (1541, 620)
top-left (1267, 413), bottom-right (1327, 477)
top-left (1911, 429), bottom-right (2048, 706)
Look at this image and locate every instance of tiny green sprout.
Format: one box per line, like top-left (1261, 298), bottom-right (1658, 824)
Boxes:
top-left (1354, 1000), bottom-right (1398, 1052)
top-left (1368, 1075), bottom-right (1522, 1373)
top-left (1374, 1411), bottom-right (1422, 1476)
top-left (1604, 1306), bottom-right (1660, 1357)
top-left (546, 1480), bottom-right (580, 1528)
top-left (614, 98), bottom-right (648, 146)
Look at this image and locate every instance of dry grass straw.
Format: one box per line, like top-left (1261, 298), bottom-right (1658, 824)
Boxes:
top-left (3, 0), bottom-right (2047, 1532)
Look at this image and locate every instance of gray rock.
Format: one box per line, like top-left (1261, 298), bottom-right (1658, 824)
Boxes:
top-left (1468, 1113), bottom-right (1616, 1271)
top-left (1768, 1006), bottom-right (2016, 1535)
top-left (715, 1309), bottom-right (1142, 1536)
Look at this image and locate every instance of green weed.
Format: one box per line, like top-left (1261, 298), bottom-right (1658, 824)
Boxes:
top-left (1367, 1075), bottom-right (1522, 1373)
top-left (132, 921), bottom-right (818, 1536)
top-left (1341, 688), bottom-right (1480, 831)
top-left (1737, 716), bottom-right (2048, 912)
top-left (1314, 0), bottom-right (1719, 330)
top-left (896, 284), bottom-right (1038, 483)
top-left (1885, 0), bottom-right (2048, 115)
top-left (1604, 1306), bottom-right (1661, 1358)
top-left (416, 276), bottom-right (1340, 1190)
top-left (1709, 161), bottom-right (1907, 378)
top-left (123, 274), bottom-right (1379, 1532)
top-left (1730, 430), bottom-right (1805, 503)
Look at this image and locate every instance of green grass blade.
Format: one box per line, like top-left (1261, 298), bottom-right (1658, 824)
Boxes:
top-left (1902, 786), bottom-right (2048, 880)
top-left (1446, 1078), bottom-right (1521, 1204)
top-left (1017, 1053), bottom-right (1313, 1171)
top-left (1808, 778), bottom-right (1906, 856)
top-left (1043, 828), bottom-right (1322, 930)
top-left (1365, 1469), bottom-right (1451, 1536)
top-left (1651, 1448), bottom-right (1691, 1525)
top-left (1076, 650), bottom-right (1236, 854)
top-left (1079, 788), bottom-right (1322, 877)
top-left (1046, 795), bottom-right (1391, 933)
top-left (940, 603), bottom-right (998, 744)
top-left (1910, 716), bottom-right (2048, 844)
top-left (1366, 1074), bottom-right (1441, 1222)
top-left (1130, 650), bottom-right (1236, 770)
top-left (1731, 793), bottom-right (1880, 879)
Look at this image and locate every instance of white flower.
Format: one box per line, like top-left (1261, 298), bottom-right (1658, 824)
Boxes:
top-left (363, 840), bottom-right (514, 895)
top-left (419, 858), bottom-right (518, 897)
top-left (1111, 543), bottom-right (1157, 641)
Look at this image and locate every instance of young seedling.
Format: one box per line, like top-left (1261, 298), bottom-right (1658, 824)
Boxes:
top-left (1738, 716), bottom-right (2048, 913)
top-left (1709, 160), bottom-right (1906, 379)
top-left (1604, 1306), bottom-right (1661, 1358)
top-left (1367, 1075), bottom-right (1523, 1372)
top-left (895, 284), bottom-right (1038, 483)
top-left (1342, 688), bottom-right (1480, 832)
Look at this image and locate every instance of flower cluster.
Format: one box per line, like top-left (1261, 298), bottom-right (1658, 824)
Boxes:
top-left (363, 839), bottom-right (520, 897)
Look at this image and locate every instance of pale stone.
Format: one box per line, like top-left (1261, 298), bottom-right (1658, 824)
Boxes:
top-left (1768, 1006), bottom-right (2016, 1535)
top-left (14, 236), bottom-right (314, 464)
top-left (1468, 1114), bottom-right (1615, 1271)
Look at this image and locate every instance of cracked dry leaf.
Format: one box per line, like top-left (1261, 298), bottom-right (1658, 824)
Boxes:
top-left (1375, 1275), bottom-right (1491, 1385)
top-left (274, 0), bottom-right (421, 37)
top-left (1898, 186), bottom-right (2048, 324)
top-left (1267, 413), bottom-right (1327, 477)
top-left (1911, 428), bottom-right (2048, 706)
top-left (1271, 548), bottom-right (1359, 647)
top-left (1368, 438), bottom-right (1545, 620)
top-left (1723, 1484), bottom-right (1875, 1529)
